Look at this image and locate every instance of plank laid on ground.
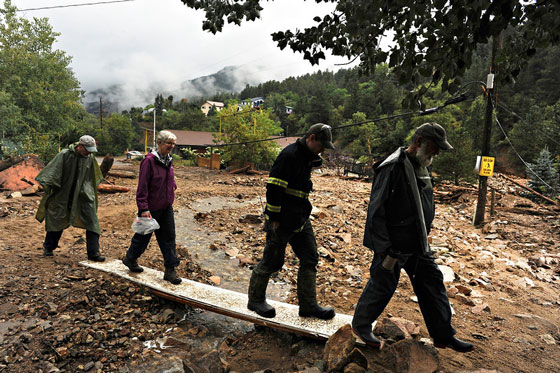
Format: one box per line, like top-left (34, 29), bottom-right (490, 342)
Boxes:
top-left (80, 259), bottom-right (353, 341)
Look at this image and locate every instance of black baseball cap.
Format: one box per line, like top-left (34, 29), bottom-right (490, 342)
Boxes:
top-left (415, 122), bottom-right (453, 150)
top-left (306, 123), bottom-right (335, 150)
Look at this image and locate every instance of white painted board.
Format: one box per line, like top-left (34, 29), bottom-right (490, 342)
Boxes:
top-left (80, 259), bottom-right (355, 340)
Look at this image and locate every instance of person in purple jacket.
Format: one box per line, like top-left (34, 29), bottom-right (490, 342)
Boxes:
top-left (122, 130), bottom-right (181, 284)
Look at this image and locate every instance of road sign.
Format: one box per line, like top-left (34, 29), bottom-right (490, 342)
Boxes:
top-left (475, 156), bottom-right (495, 177)
top-left (479, 156), bottom-right (495, 177)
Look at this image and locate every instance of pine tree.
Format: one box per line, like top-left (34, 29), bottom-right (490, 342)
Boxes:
top-left (527, 147), bottom-right (558, 198)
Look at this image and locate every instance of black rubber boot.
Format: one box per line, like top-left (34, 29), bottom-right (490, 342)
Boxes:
top-left (122, 256), bottom-right (143, 273)
top-left (352, 327), bottom-right (381, 349)
top-left (434, 336), bottom-right (474, 353)
top-left (43, 247), bottom-right (54, 257)
top-left (163, 267), bottom-right (182, 285)
top-left (247, 271), bottom-right (276, 318)
top-left (88, 254), bottom-right (105, 262)
top-left (297, 267), bottom-right (335, 320)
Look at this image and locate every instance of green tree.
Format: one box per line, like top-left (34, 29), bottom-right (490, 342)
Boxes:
top-left (94, 113), bottom-right (135, 155)
top-left (0, 0), bottom-right (85, 158)
top-left (182, 0), bottom-right (560, 105)
top-left (217, 103), bottom-right (282, 167)
top-left (509, 104), bottom-right (553, 170)
top-left (432, 124), bottom-right (478, 185)
top-left (527, 147), bottom-right (558, 198)
top-left (340, 112), bottom-right (381, 162)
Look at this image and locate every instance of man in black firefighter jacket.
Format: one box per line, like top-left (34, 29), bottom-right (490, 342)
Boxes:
top-left (351, 123), bottom-right (474, 353)
top-left (247, 123), bottom-right (336, 320)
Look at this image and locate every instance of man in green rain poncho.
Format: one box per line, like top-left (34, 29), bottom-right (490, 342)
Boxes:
top-left (35, 135), bottom-right (106, 262)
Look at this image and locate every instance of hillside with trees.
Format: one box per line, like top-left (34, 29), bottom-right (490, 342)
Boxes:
top-left (2, 0), bottom-right (559, 197)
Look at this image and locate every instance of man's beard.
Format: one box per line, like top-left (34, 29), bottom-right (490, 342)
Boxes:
top-left (415, 141), bottom-right (433, 167)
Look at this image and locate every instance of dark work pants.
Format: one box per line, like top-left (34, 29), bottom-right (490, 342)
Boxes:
top-left (352, 252), bottom-right (456, 341)
top-left (125, 206), bottom-right (179, 269)
top-left (252, 219), bottom-right (319, 307)
top-left (254, 219), bottom-right (318, 276)
top-left (43, 230), bottom-right (100, 257)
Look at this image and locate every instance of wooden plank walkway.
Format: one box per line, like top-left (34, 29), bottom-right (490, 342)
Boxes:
top-left (80, 259), bottom-right (355, 341)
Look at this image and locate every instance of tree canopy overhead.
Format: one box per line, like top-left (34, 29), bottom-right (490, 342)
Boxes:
top-left (181, 0), bottom-right (560, 105)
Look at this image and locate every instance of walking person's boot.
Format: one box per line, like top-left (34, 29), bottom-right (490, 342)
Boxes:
top-left (86, 231), bottom-right (105, 262)
top-left (433, 336), bottom-right (474, 353)
top-left (297, 267), bottom-right (335, 320)
top-left (122, 256), bottom-right (143, 273)
top-left (163, 267), bottom-right (182, 285)
top-left (247, 271), bottom-right (276, 318)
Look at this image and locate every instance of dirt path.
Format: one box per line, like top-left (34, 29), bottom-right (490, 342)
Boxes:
top-left (0, 164), bottom-right (559, 372)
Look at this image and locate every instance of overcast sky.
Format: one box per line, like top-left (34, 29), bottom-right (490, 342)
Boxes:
top-left (12, 0), bottom-right (355, 106)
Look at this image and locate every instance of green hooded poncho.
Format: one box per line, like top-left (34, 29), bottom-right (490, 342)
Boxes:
top-left (35, 143), bottom-right (103, 234)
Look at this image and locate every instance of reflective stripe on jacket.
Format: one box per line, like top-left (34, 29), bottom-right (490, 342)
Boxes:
top-left (265, 138), bottom-right (322, 231)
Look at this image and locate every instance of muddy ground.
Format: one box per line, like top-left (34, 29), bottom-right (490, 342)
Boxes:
top-left (0, 160), bottom-right (559, 372)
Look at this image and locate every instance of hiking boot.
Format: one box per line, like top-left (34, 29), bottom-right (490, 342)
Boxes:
top-left (122, 256), bottom-right (143, 273)
top-left (88, 254), bottom-right (105, 262)
top-left (164, 267), bottom-right (182, 285)
top-left (352, 327), bottom-right (381, 349)
top-left (299, 304), bottom-right (336, 320)
top-left (43, 248), bottom-right (54, 257)
top-left (434, 336), bottom-right (474, 353)
top-left (247, 300), bottom-right (276, 318)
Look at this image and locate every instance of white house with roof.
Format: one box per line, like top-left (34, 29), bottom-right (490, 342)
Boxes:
top-left (200, 101), bottom-right (224, 116)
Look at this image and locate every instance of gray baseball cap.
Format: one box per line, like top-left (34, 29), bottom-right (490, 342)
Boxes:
top-left (306, 123), bottom-right (335, 150)
top-left (79, 135), bottom-right (98, 153)
top-left (415, 122), bottom-right (453, 150)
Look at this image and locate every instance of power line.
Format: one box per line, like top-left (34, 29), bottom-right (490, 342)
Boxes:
top-left (497, 102), bottom-right (560, 148)
top-left (206, 94), bottom-right (471, 148)
top-left (16, 0), bottom-right (136, 12)
top-left (494, 117), bottom-right (555, 190)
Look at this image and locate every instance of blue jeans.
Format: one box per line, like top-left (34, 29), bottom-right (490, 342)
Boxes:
top-left (125, 205), bottom-right (179, 269)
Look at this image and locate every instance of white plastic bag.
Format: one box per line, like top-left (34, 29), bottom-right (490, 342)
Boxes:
top-left (131, 217), bottom-right (160, 235)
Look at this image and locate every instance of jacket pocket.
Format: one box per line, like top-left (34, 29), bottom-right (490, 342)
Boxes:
top-left (387, 216), bottom-right (419, 253)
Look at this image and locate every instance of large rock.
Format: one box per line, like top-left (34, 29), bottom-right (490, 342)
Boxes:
top-left (183, 350), bottom-right (225, 373)
top-left (373, 317), bottom-right (420, 341)
top-left (324, 323), bottom-right (438, 373)
top-left (363, 339), bottom-right (439, 373)
top-left (137, 355), bottom-right (185, 373)
top-left (323, 324), bottom-right (355, 372)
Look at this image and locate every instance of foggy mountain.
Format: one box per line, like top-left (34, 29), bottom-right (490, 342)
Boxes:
top-left (83, 65), bottom-right (264, 114)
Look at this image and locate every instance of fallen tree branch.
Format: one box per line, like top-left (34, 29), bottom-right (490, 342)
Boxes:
top-left (499, 173), bottom-right (558, 206)
top-left (97, 184), bottom-right (130, 193)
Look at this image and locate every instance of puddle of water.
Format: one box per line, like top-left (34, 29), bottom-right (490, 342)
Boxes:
top-left (175, 196), bottom-right (291, 300)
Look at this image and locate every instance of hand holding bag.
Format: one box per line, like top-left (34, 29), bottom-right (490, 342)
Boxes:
top-left (131, 217), bottom-right (160, 235)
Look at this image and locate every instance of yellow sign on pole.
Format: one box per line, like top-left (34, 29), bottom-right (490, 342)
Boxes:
top-left (479, 156), bottom-right (495, 177)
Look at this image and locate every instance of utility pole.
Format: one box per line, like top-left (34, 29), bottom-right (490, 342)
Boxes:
top-left (474, 35), bottom-right (498, 226)
top-left (99, 97), bottom-right (103, 128)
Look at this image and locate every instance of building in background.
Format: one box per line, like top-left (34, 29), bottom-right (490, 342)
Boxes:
top-left (200, 101), bottom-right (224, 116)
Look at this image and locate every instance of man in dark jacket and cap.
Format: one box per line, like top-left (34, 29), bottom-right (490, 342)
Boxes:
top-left (35, 135), bottom-right (105, 262)
top-left (247, 123), bottom-right (336, 320)
top-left (351, 123), bottom-right (474, 353)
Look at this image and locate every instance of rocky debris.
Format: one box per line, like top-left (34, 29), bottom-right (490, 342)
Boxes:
top-left (323, 323), bottom-right (436, 373)
top-left (1, 166), bottom-right (559, 372)
top-left (183, 349), bottom-right (226, 373)
top-left (373, 317), bottom-right (420, 341)
top-left (323, 324), bottom-right (356, 372)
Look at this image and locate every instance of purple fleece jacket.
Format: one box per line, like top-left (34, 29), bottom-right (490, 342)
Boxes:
top-left (136, 152), bottom-right (177, 213)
